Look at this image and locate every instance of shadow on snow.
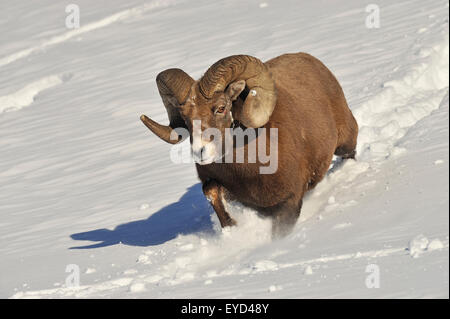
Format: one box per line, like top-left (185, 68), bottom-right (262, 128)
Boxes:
top-left (69, 183), bottom-right (214, 249)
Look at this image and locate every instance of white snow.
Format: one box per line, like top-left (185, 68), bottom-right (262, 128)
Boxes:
top-left (304, 266), bottom-right (314, 276)
top-left (85, 267), bottom-right (96, 274)
top-left (0, 75), bottom-right (65, 113)
top-left (427, 239), bottom-right (445, 251)
top-left (129, 282), bottom-right (147, 293)
top-left (0, 0), bottom-right (448, 298)
top-left (408, 234), bottom-right (430, 258)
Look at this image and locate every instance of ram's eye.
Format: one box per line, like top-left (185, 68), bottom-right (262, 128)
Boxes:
top-left (215, 106), bottom-right (226, 114)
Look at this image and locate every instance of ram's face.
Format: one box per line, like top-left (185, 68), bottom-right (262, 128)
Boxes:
top-left (140, 55), bottom-right (277, 162)
top-left (178, 82), bottom-right (245, 164)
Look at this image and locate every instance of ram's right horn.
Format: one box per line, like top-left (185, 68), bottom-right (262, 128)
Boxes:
top-left (198, 55), bottom-right (277, 128)
top-left (140, 68), bottom-right (194, 144)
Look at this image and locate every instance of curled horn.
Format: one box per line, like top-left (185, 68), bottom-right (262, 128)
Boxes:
top-left (199, 55), bottom-right (276, 128)
top-left (140, 68), bottom-right (194, 144)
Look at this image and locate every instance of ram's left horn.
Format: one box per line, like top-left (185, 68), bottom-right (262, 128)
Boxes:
top-left (140, 114), bottom-right (181, 144)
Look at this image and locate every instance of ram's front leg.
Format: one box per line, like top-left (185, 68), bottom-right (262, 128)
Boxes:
top-left (202, 180), bottom-right (236, 227)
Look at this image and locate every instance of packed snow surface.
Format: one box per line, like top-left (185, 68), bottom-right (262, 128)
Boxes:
top-left (0, 0), bottom-right (448, 298)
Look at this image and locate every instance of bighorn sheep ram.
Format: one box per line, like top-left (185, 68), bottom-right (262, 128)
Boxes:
top-left (140, 53), bottom-right (358, 237)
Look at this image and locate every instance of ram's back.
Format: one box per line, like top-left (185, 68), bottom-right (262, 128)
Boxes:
top-left (265, 52), bottom-right (356, 150)
top-left (263, 53), bottom-right (355, 191)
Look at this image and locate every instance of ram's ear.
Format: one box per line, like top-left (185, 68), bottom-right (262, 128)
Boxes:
top-left (225, 80), bottom-right (246, 101)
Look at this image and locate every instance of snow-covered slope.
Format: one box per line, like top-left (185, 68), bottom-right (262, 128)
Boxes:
top-left (0, 0), bottom-right (448, 298)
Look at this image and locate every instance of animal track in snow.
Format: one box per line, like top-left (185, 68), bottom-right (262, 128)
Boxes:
top-left (0, 74), bottom-right (71, 114)
top-left (0, 0), bottom-right (178, 68)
